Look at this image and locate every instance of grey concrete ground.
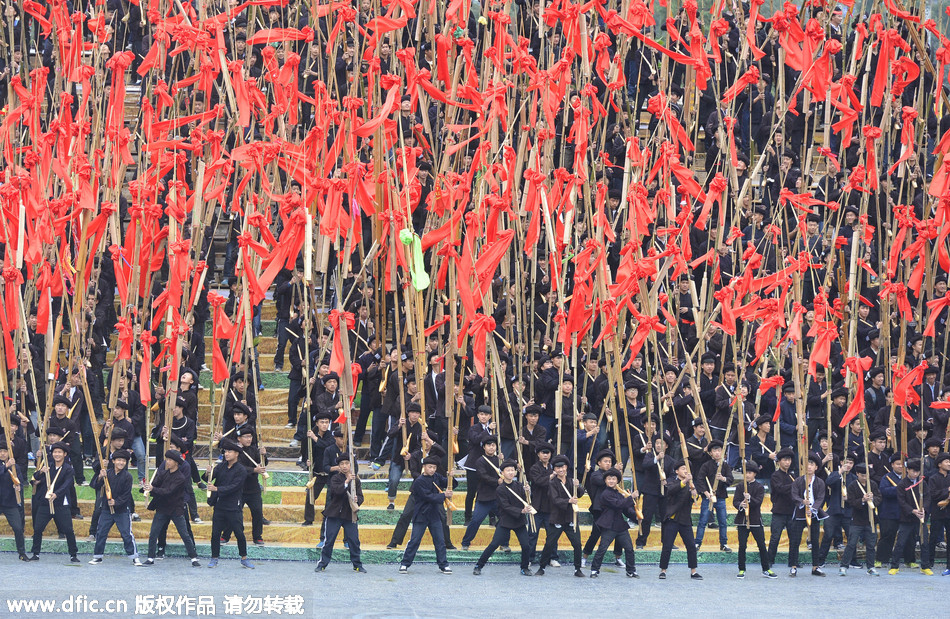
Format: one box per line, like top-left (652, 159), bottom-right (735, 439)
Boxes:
top-left (0, 553), bottom-right (945, 619)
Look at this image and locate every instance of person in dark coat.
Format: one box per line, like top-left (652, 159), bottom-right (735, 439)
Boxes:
top-left (658, 460), bottom-right (702, 580)
top-left (787, 454), bottom-right (828, 576)
top-left (526, 442), bottom-right (556, 565)
top-left (589, 468), bottom-right (639, 579)
top-left (28, 442), bottom-right (78, 562)
top-left (637, 434), bottom-right (675, 549)
top-left (537, 455), bottom-right (586, 576)
top-left (207, 441), bottom-right (252, 569)
top-left (927, 453), bottom-right (950, 576)
top-left (734, 461), bottom-right (776, 578)
top-left (767, 448), bottom-right (796, 566)
top-left (141, 450), bottom-right (200, 566)
top-left (840, 462), bottom-right (882, 576)
top-left (473, 460), bottom-right (534, 576)
top-left (889, 458), bottom-right (931, 575)
top-left (399, 455), bottom-right (454, 574)
top-left (582, 449), bottom-right (625, 565)
top-left (315, 453), bottom-right (365, 572)
top-left (89, 450), bottom-right (141, 565)
top-left (0, 441), bottom-right (27, 560)
top-left (695, 439), bottom-right (733, 551)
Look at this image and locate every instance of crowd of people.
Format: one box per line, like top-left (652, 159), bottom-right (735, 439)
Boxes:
top-left (0, 0), bottom-right (947, 585)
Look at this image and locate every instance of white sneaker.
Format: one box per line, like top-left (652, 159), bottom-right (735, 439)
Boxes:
top-left (549, 560), bottom-right (561, 568)
top-left (581, 558), bottom-right (588, 568)
top-left (289, 439), bottom-right (300, 449)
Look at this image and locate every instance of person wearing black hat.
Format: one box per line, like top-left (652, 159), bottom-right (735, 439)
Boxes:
top-left (223, 401), bottom-right (257, 444)
top-left (698, 354), bottom-right (718, 420)
top-left (748, 416), bottom-right (776, 480)
top-left (87, 429), bottom-right (132, 539)
top-left (207, 440), bottom-right (252, 569)
top-left (637, 434), bottom-right (675, 549)
top-left (860, 331), bottom-right (884, 367)
top-left (101, 400), bottom-right (134, 451)
top-left (156, 395), bottom-right (200, 521)
top-left (460, 436), bottom-right (502, 550)
top-left (537, 455), bottom-right (585, 576)
top-left (889, 459), bottom-right (932, 575)
top-left (48, 394), bottom-right (84, 487)
top-left (473, 460), bottom-right (535, 577)
top-left (581, 450), bottom-right (624, 567)
top-left (315, 453), bottom-right (365, 573)
top-left (658, 460), bottom-right (702, 580)
top-left (463, 406), bottom-right (495, 524)
top-left (302, 412), bottom-right (334, 529)
top-left (928, 453), bottom-right (950, 575)
top-left (388, 431), bottom-right (453, 550)
top-left (399, 454), bottom-right (454, 575)
top-left (28, 441), bottom-right (78, 562)
top-left (220, 428), bottom-right (268, 546)
top-left (709, 364), bottom-right (738, 443)
top-left (777, 384), bottom-right (799, 462)
top-left (575, 413), bottom-right (600, 481)
top-left (877, 455), bottom-right (914, 569)
top-left (787, 454), bottom-right (828, 576)
top-left (225, 371), bottom-right (257, 423)
top-left (586, 467), bottom-right (638, 579)
top-left (845, 417), bottom-right (868, 464)
top-left (140, 450), bottom-right (200, 566)
top-left (840, 462), bottom-right (881, 576)
top-left (734, 461), bottom-right (777, 578)
top-left (384, 402), bottom-right (423, 510)
top-left (767, 448), bottom-right (796, 567)
top-left (922, 437), bottom-right (942, 479)
top-left (695, 439), bottom-right (733, 552)
top-left (314, 371), bottom-right (343, 424)
top-left (812, 453), bottom-right (849, 569)
top-left (526, 443), bottom-right (558, 566)
top-left (518, 405), bottom-right (548, 472)
top-left (89, 450), bottom-right (141, 565)
top-left (0, 441), bottom-right (27, 560)
top-left (685, 418), bottom-right (710, 477)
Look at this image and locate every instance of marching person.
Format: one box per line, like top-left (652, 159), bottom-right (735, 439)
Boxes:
top-left (141, 450), bottom-right (201, 567)
top-left (589, 468), bottom-right (639, 579)
top-left (889, 459), bottom-right (932, 575)
top-left (767, 448), bottom-right (796, 566)
top-left (928, 453), bottom-right (950, 576)
top-left (89, 450), bottom-right (141, 565)
top-left (28, 441), bottom-right (79, 562)
top-left (399, 455), bottom-right (453, 575)
top-left (207, 440), bottom-right (253, 569)
top-left (472, 460), bottom-right (534, 576)
top-left (0, 440), bottom-right (28, 561)
top-left (840, 462), bottom-right (882, 576)
top-left (582, 449), bottom-right (625, 567)
top-left (695, 439), bottom-right (733, 552)
top-left (733, 461), bottom-right (776, 578)
top-left (658, 460), bottom-right (702, 580)
top-left (314, 453), bottom-right (365, 573)
top-left (461, 436), bottom-right (502, 550)
top-left (536, 455), bottom-right (585, 577)
top-left (788, 454), bottom-right (827, 577)
top-left (220, 427), bottom-right (267, 546)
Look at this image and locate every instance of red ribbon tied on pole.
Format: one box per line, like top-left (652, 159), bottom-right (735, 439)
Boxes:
top-left (839, 356), bottom-right (873, 428)
top-left (328, 309), bottom-right (356, 379)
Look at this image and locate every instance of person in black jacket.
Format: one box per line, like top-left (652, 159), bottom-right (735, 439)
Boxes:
top-left (315, 453), bottom-right (365, 572)
top-left (928, 453), bottom-right (950, 575)
top-left (787, 453), bottom-right (828, 576)
top-left (221, 428), bottom-right (268, 546)
top-left (537, 455), bottom-right (585, 577)
top-left (582, 449), bottom-right (625, 566)
top-left (303, 412), bottom-right (333, 527)
top-left (388, 433), bottom-right (453, 549)
top-left (526, 442), bottom-right (556, 565)
top-left (658, 460), bottom-right (702, 580)
top-left (207, 440), bottom-right (252, 569)
top-left (462, 406), bottom-right (494, 522)
top-left (28, 441), bottom-right (79, 562)
top-left (840, 462), bottom-right (882, 576)
top-left (767, 448), bottom-right (796, 566)
top-left (589, 468), bottom-right (639, 578)
top-left (0, 441), bottom-right (27, 560)
top-left (734, 461), bottom-right (776, 578)
top-left (637, 435), bottom-right (675, 549)
top-left (87, 430), bottom-right (130, 538)
top-left (461, 436), bottom-right (501, 549)
top-left (141, 450), bottom-right (200, 566)
top-left (473, 460), bottom-right (534, 576)
top-left (89, 450), bottom-right (141, 565)
top-left (889, 458), bottom-right (931, 575)
top-left (399, 455), bottom-right (453, 574)
top-left (695, 440), bottom-right (733, 551)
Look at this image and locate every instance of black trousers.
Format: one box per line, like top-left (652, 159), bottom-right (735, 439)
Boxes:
top-left (788, 518), bottom-right (821, 567)
top-left (464, 469), bottom-right (482, 521)
top-left (636, 493), bottom-right (665, 546)
top-left (211, 508), bottom-right (247, 558)
top-left (31, 500), bottom-right (77, 556)
top-left (389, 495), bottom-right (453, 547)
top-left (738, 525), bottom-right (770, 572)
top-left (304, 475), bottom-right (328, 534)
top-left (477, 525), bottom-right (530, 570)
top-left (929, 518), bottom-right (950, 570)
top-left (1, 505), bottom-right (26, 554)
top-left (660, 520), bottom-right (697, 569)
top-left (157, 509), bottom-right (194, 552)
top-left (149, 511), bottom-right (197, 559)
top-left (223, 492), bottom-right (264, 542)
top-left (767, 513), bottom-right (793, 565)
top-left (592, 528), bottom-right (636, 572)
top-left (891, 520), bottom-right (928, 569)
top-left (583, 512), bottom-right (621, 557)
top-left (877, 517), bottom-right (915, 565)
top-left (319, 516), bottom-right (362, 568)
top-left (540, 522), bottom-right (582, 569)
top-left (815, 513), bottom-right (845, 566)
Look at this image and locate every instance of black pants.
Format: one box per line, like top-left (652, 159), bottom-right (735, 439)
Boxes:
top-left (223, 492), bottom-right (263, 542)
top-left (31, 500), bottom-right (77, 556)
top-left (877, 517), bottom-right (914, 565)
top-left (891, 521), bottom-right (928, 569)
top-left (477, 525), bottom-right (530, 570)
top-left (211, 508), bottom-right (247, 558)
top-left (929, 518), bottom-right (950, 570)
top-left (390, 494), bottom-right (451, 547)
top-left (89, 495), bottom-right (103, 536)
top-left (319, 516), bottom-right (362, 568)
top-left (815, 513), bottom-right (844, 566)
top-left (637, 494), bottom-right (665, 546)
top-left (583, 512), bottom-right (621, 557)
top-left (401, 512), bottom-right (449, 568)
top-left (738, 525), bottom-right (770, 572)
top-left (841, 524), bottom-right (876, 568)
top-left (767, 513), bottom-right (793, 565)
top-left (660, 520), bottom-right (697, 569)
top-left (1, 505), bottom-right (26, 554)
top-left (788, 518), bottom-right (821, 568)
top-left (304, 476), bottom-right (328, 524)
top-left (592, 528), bottom-right (636, 572)
top-left (149, 511), bottom-right (197, 559)
top-left (464, 469), bottom-right (482, 521)
top-left (157, 509), bottom-right (194, 552)
top-left (540, 523), bottom-right (582, 569)
top-left (287, 379), bottom-right (301, 425)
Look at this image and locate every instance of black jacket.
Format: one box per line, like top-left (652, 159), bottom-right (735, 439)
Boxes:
top-left (91, 468), bottom-right (134, 513)
top-left (32, 460), bottom-right (74, 509)
top-left (0, 460), bottom-right (20, 508)
top-left (697, 459), bottom-right (733, 500)
top-left (642, 452), bottom-right (675, 496)
top-left (846, 479), bottom-right (882, 527)
top-left (209, 461), bottom-right (248, 512)
top-left (474, 455), bottom-right (502, 502)
top-left (410, 472), bottom-right (449, 522)
top-left (147, 462), bottom-right (190, 516)
top-left (664, 477), bottom-right (696, 522)
top-left (930, 471), bottom-right (950, 519)
top-left (595, 486), bottom-right (637, 532)
top-left (239, 445), bottom-right (267, 494)
top-left (733, 479), bottom-right (766, 527)
top-left (528, 461), bottom-right (554, 513)
top-left (496, 480), bottom-right (529, 529)
top-left (791, 475), bottom-right (827, 521)
top-left (770, 468), bottom-right (796, 515)
top-left (897, 475), bottom-right (930, 523)
top-left (548, 476), bottom-right (585, 526)
top-left (323, 471), bottom-right (363, 520)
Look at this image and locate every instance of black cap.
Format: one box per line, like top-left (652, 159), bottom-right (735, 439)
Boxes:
top-left (231, 402), bottom-right (251, 417)
top-left (220, 439), bottom-right (242, 452)
top-left (691, 417), bottom-right (704, 427)
top-left (406, 403), bottom-right (422, 414)
top-left (708, 439), bottom-right (724, 450)
top-left (236, 427), bottom-right (255, 437)
top-left (422, 455), bottom-right (441, 467)
top-left (112, 449), bottom-right (131, 461)
top-left (753, 415), bottom-right (771, 428)
top-left (551, 455), bottom-right (570, 468)
top-left (109, 428), bottom-right (127, 440)
top-left (744, 460), bottom-right (760, 473)
top-left (230, 372), bottom-right (247, 383)
top-left (50, 441), bottom-right (69, 453)
top-left (175, 395), bottom-right (188, 409)
top-left (561, 373), bottom-right (574, 384)
top-left (807, 453), bottom-right (823, 468)
top-left (889, 453), bottom-right (904, 464)
top-left (603, 468), bottom-right (622, 480)
top-left (114, 400), bottom-right (129, 410)
top-left (776, 448), bottom-right (795, 461)
top-left (315, 411), bottom-right (332, 421)
top-left (524, 404), bottom-right (542, 416)
top-left (164, 449), bottom-right (184, 465)
top-left (46, 427), bottom-right (64, 437)
top-left (831, 387), bottom-right (849, 399)
top-left (336, 452), bottom-right (351, 464)
top-left (52, 395), bottom-right (71, 407)
top-left (853, 462), bottom-right (867, 474)
top-left (905, 458), bottom-right (922, 471)
top-left (500, 459), bottom-right (518, 471)
top-left (925, 437), bottom-right (942, 449)
top-left (324, 372), bottom-right (340, 382)
top-left (936, 453), bottom-right (950, 465)
top-left (480, 435), bottom-right (497, 446)
top-left (701, 352), bottom-right (717, 364)
top-left (536, 442), bottom-right (555, 454)
top-left (331, 429), bottom-right (345, 438)
top-left (595, 449), bottom-right (615, 463)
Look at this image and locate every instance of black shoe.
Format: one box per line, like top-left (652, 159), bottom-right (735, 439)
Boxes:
top-left (590, 570), bottom-right (599, 578)
top-left (446, 545), bottom-right (457, 550)
top-left (574, 569), bottom-right (584, 577)
top-left (18, 553), bottom-right (28, 562)
top-left (473, 566), bottom-right (482, 576)
top-left (636, 544), bottom-right (645, 550)
top-left (314, 564), bottom-right (326, 572)
top-left (197, 482), bottom-right (207, 490)
top-left (156, 549), bottom-right (165, 560)
top-left (535, 568), bottom-right (545, 576)
top-left (354, 566), bottom-right (367, 573)
top-left (659, 572), bottom-right (666, 580)
top-left (301, 521), bottom-right (313, 526)
top-left (386, 544), bottom-right (397, 550)
top-left (70, 556), bottom-right (80, 563)
top-left (627, 570), bottom-right (639, 578)
top-left (520, 568), bottom-right (533, 576)
top-left (262, 518), bottom-right (271, 526)
top-left (28, 554), bottom-right (39, 561)
top-left (812, 567), bottom-right (826, 577)
top-left (140, 559), bottom-right (154, 566)
top-left (691, 573), bottom-right (703, 580)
